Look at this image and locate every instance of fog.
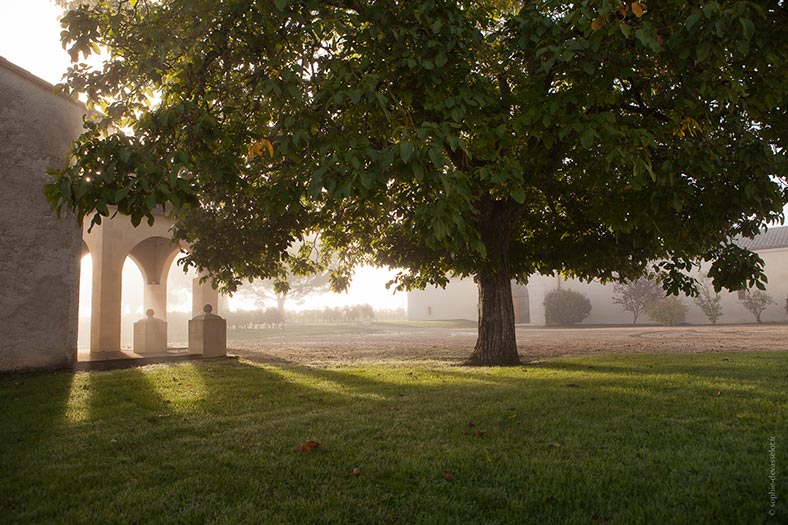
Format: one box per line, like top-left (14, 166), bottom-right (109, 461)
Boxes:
top-left (77, 256), bottom-right (407, 350)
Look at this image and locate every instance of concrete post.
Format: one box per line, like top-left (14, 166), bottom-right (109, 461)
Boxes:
top-left (133, 309), bottom-right (167, 355)
top-left (188, 304), bottom-right (226, 357)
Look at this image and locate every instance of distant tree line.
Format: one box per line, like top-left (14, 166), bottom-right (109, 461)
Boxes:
top-left (224, 305), bottom-right (405, 329)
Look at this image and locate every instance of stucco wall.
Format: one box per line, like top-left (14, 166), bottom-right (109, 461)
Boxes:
top-left (0, 58), bottom-right (84, 371)
top-left (407, 278), bottom-right (478, 321)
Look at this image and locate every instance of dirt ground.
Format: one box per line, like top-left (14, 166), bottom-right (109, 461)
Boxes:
top-left (228, 323), bottom-right (788, 366)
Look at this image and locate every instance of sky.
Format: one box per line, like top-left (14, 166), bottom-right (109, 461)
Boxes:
top-left (1, 0), bottom-right (406, 314)
top-left (0, 0), bottom-right (69, 85)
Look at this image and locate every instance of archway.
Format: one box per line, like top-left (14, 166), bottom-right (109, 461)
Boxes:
top-left (77, 243), bottom-right (92, 351)
top-left (512, 283), bottom-right (530, 324)
top-left (120, 257), bottom-right (145, 349)
top-left (166, 254), bottom-right (198, 347)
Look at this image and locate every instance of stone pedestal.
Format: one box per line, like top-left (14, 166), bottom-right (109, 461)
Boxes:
top-left (133, 309), bottom-right (167, 355)
top-left (189, 304), bottom-right (226, 357)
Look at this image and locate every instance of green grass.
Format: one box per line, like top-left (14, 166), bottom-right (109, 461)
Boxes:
top-left (1, 352), bottom-right (785, 524)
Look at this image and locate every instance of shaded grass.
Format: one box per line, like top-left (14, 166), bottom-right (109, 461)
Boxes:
top-left (0, 352), bottom-right (785, 524)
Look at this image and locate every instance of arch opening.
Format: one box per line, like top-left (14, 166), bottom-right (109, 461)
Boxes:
top-left (166, 254), bottom-right (198, 348)
top-left (77, 251), bottom-right (92, 351)
top-left (121, 257), bottom-right (145, 350)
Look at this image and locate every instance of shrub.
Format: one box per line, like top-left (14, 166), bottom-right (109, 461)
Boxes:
top-left (646, 296), bottom-right (688, 326)
top-left (544, 289), bottom-right (592, 326)
top-left (742, 290), bottom-right (775, 324)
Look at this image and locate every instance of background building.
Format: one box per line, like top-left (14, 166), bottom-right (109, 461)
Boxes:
top-left (408, 227), bottom-right (788, 326)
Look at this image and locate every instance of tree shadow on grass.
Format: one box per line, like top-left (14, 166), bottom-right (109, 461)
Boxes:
top-left (1, 355), bottom-right (785, 523)
top-left (0, 370), bottom-right (74, 521)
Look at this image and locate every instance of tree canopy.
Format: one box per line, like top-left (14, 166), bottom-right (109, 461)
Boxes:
top-left (47, 0), bottom-right (786, 364)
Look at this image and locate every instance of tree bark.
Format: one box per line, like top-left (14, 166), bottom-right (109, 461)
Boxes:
top-left (465, 198), bottom-right (521, 366)
top-left (277, 293), bottom-right (287, 314)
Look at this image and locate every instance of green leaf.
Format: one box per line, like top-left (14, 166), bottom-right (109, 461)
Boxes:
top-left (113, 187), bottom-right (130, 203)
top-left (428, 147), bottom-right (443, 170)
top-left (510, 187), bottom-right (526, 204)
top-left (580, 128), bottom-right (594, 149)
top-left (739, 18), bottom-right (754, 41)
top-left (435, 52), bottom-right (448, 68)
top-left (685, 12), bottom-right (702, 32)
top-left (696, 41), bottom-right (711, 62)
top-left (400, 141), bottom-right (414, 163)
top-left (274, 0), bottom-right (287, 11)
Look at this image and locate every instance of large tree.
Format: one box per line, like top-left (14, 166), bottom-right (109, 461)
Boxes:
top-left (47, 0), bottom-right (786, 365)
top-left (238, 272), bottom-right (331, 313)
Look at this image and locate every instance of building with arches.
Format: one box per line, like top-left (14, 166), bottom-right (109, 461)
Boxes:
top-left (81, 208), bottom-right (218, 354)
top-left (1, 57), bottom-right (219, 371)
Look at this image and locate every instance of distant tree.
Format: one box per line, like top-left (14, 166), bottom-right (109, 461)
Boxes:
top-left (239, 273), bottom-right (330, 314)
top-left (345, 304), bottom-right (375, 322)
top-left (613, 277), bottom-right (663, 325)
top-left (695, 274), bottom-right (723, 325)
top-left (261, 307), bottom-right (285, 329)
top-left (47, 1), bottom-right (788, 365)
top-left (742, 290), bottom-right (775, 324)
top-left (544, 289), bottom-right (591, 326)
top-left (646, 296), bottom-right (688, 326)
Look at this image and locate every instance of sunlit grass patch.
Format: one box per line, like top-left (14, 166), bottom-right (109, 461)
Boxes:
top-left (0, 352), bottom-right (785, 523)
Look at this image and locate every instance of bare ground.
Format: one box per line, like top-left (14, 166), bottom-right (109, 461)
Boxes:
top-left (228, 323), bottom-right (788, 367)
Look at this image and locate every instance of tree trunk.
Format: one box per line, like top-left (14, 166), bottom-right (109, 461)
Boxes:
top-left (465, 269), bottom-right (520, 366)
top-left (465, 198), bottom-right (521, 366)
top-left (277, 293), bottom-right (287, 314)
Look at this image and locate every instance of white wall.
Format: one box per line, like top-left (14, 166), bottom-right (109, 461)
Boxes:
top-left (0, 59), bottom-right (84, 370)
top-left (406, 247), bottom-right (788, 326)
top-left (407, 278), bottom-right (478, 321)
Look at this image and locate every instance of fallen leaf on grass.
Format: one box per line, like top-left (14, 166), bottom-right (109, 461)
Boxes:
top-left (297, 440), bottom-right (321, 453)
top-left (592, 515), bottom-right (613, 523)
top-left (441, 471), bottom-right (455, 482)
top-left (462, 430), bottom-right (486, 438)
top-left (712, 391), bottom-right (722, 397)
top-left (351, 467), bottom-right (361, 476)
top-left (548, 443), bottom-right (561, 449)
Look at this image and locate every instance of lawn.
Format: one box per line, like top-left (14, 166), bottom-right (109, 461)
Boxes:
top-left (1, 352), bottom-right (785, 524)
